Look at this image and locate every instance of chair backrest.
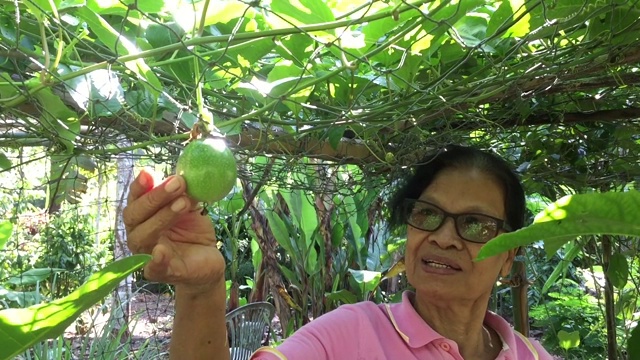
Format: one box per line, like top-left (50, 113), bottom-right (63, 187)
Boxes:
top-left (225, 301), bottom-right (276, 360)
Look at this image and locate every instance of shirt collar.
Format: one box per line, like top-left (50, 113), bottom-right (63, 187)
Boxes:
top-left (385, 291), bottom-right (517, 353)
top-left (383, 291), bottom-right (444, 348)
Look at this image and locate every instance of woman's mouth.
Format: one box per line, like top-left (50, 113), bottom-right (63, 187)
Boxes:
top-left (423, 260), bottom-right (454, 269)
top-left (420, 257), bottom-right (462, 274)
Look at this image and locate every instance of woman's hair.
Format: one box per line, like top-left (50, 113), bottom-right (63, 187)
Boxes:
top-left (388, 144), bottom-right (526, 233)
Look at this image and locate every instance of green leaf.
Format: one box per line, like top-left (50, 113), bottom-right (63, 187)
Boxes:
top-left (275, 34), bottom-right (314, 65)
top-left (270, 0), bottom-right (335, 29)
top-left (348, 269), bottom-right (381, 294)
top-left (224, 38), bottom-right (276, 65)
top-left (525, 0), bottom-right (608, 40)
top-left (87, 0), bottom-right (165, 15)
top-left (587, 6), bottom-right (640, 45)
top-left (282, 190), bottom-right (318, 248)
top-left (64, 68), bottom-right (124, 118)
top-left (486, 0), bottom-right (514, 38)
top-left (144, 22), bottom-right (184, 49)
top-left (0, 151), bottom-right (11, 170)
top-left (251, 239), bottom-right (262, 275)
top-left (325, 289), bottom-right (358, 305)
top-left (0, 254), bottom-right (151, 360)
top-left (628, 324), bottom-right (640, 360)
top-left (540, 240), bottom-right (583, 295)
top-left (125, 89), bottom-right (159, 119)
top-left (49, 155), bottom-right (91, 206)
top-left (33, 89), bottom-right (79, 153)
top-left (76, 7), bottom-right (161, 104)
top-left (477, 191), bottom-right (640, 261)
top-left (0, 221), bottom-right (13, 250)
top-left (487, 0), bottom-right (531, 38)
top-left (607, 253), bottom-right (629, 289)
top-left (454, 14), bottom-right (489, 49)
top-left (557, 330), bottom-right (580, 350)
top-left (59, 0), bottom-right (85, 9)
top-left (199, 1), bottom-right (254, 28)
top-left (218, 191), bottom-right (245, 214)
top-left (265, 211), bottom-right (295, 255)
top-left (7, 268), bottom-right (66, 286)
top-left (326, 126), bottom-right (345, 151)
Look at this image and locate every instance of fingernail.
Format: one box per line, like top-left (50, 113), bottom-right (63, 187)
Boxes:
top-left (165, 177), bottom-right (180, 193)
top-left (138, 173), bottom-right (148, 187)
top-left (171, 198), bottom-right (187, 212)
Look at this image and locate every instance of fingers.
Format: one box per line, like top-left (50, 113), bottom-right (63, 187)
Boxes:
top-left (127, 168), bottom-right (154, 204)
top-left (127, 195), bottom-right (193, 254)
top-left (123, 174), bottom-right (185, 232)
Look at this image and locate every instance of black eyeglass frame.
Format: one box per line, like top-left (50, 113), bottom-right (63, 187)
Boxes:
top-left (403, 199), bottom-right (512, 244)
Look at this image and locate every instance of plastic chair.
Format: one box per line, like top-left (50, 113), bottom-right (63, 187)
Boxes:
top-left (226, 301), bottom-right (276, 360)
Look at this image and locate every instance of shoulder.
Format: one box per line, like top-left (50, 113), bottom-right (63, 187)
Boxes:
top-left (298, 300), bottom-right (387, 332)
top-left (485, 312), bottom-right (555, 360)
top-left (251, 301), bottom-right (388, 360)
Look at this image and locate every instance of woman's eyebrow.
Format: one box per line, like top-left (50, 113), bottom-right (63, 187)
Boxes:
top-left (419, 195), bottom-right (502, 217)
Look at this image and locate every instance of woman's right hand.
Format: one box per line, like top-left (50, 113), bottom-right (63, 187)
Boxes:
top-left (123, 168), bottom-right (226, 295)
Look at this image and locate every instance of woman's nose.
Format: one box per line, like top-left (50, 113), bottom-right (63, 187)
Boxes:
top-left (427, 218), bottom-right (464, 250)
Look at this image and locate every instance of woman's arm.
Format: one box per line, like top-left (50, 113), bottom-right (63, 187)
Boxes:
top-left (122, 171), bottom-right (229, 359)
top-left (170, 281), bottom-right (230, 360)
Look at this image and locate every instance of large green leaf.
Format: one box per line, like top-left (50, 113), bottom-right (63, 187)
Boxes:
top-left (477, 191), bottom-right (640, 261)
top-left (0, 254), bottom-right (151, 360)
top-left (629, 323), bottom-right (640, 360)
top-left (0, 221), bottom-right (12, 250)
top-left (76, 7), bottom-right (161, 103)
top-left (282, 190), bottom-right (318, 248)
top-left (487, 0), bottom-right (533, 38)
top-left (87, 0), bottom-right (165, 15)
top-left (265, 210), bottom-right (295, 256)
top-left (607, 253), bottom-right (629, 290)
top-left (63, 68), bottom-right (125, 118)
top-left (270, 0), bottom-right (335, 30)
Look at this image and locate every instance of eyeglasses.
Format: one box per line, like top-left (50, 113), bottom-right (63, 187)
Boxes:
top-left (403, 199), bottom-right (511, 244)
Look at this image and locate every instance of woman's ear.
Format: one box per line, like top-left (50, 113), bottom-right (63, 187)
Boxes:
top-left (499, 247), bottom-right (519, 278)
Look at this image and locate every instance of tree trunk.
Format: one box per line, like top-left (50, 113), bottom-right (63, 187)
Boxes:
top-left (240, 178), bottom-right (291, 332)
top-left (95, 168), bottom-right (103, 247)
top-left (112, 137), bottom-right (134, 340)
top-left (510, 248), bottom-right (530, 337)
top-left (602, 235), bottom-right (618, 360)
top-left (313, 162), bottom-right (337, 314)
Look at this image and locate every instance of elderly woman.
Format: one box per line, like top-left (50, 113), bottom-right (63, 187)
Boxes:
top-left (123, 145), bottom-right (553, 360)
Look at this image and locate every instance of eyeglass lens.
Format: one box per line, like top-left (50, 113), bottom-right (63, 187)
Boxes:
top-left (407, 201), bottom-right (499, 243)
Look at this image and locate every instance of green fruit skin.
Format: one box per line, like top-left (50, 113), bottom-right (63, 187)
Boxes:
top-left (176, 138), bottom-right (238, 203)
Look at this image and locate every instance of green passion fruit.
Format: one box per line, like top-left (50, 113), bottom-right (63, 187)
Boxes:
top-left (176, 138), bottom-right (237, 203)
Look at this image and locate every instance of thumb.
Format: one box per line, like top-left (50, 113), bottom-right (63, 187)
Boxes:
top-left (145, 243), bottom-right (174, 281)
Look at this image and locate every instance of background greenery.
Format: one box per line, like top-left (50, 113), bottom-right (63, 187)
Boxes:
top-left (1, 0), bottom-right (640, 358)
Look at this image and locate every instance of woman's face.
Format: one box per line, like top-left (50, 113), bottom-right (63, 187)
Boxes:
top-left (404, 167), bottom-right (516, 303)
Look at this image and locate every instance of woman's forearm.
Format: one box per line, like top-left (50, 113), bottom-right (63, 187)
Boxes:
top-left (170, 280), bottom-right (230, 360)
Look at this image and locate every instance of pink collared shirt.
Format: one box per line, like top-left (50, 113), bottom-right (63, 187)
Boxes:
top-left (251, 291), bottom-right (553, 360)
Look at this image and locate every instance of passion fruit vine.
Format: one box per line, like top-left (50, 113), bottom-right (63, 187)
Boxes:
top-left (176, 138), bottom-right (237, 203)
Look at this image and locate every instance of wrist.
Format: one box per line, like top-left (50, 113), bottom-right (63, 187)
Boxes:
top-left (174, 278), bottom-right (226, 300)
